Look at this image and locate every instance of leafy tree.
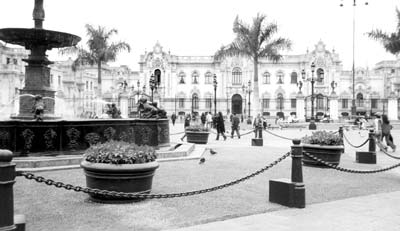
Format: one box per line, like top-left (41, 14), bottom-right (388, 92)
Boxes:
top-left (60, 24), bottom-right (131, 96)
top-left (367, 8), bottom-right (400, 55)
top-left (215, 13), bottom-right (291, 114)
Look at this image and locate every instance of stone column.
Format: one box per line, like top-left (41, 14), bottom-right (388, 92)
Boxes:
top-left (296, 93), bottom-right (305, 122)
top-left (388, 94), bottom-right (398, 121)
top-left (119, 92), bottom-right (129, 118)
top-left (329, 93), bottom-right (339, 121)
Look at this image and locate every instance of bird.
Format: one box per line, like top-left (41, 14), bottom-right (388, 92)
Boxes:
top-left (209, 149), bottom-right (217, 155)
top-left (199, 157), bottom-right (206, 164)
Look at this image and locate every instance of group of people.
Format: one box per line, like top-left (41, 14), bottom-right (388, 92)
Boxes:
top-left (374, 112), bottom-right (396, 152)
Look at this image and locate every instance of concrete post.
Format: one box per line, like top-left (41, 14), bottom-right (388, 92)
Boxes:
top-left (269, 139), bottom-right (305, 208)
top-left (119, 92), bottom-right (129, 119)
top-left (0, 149), bottom-right (25, 231)
top-left (329, 93), bottom-right (339, 121)
top-left (296, 94), bottom-right (305, 122)
top-left (388, 96), bottom-right (398, 121)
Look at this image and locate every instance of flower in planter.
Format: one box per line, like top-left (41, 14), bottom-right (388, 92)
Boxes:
top-left (302, 130), bottom-right (343, 146)
top-left (185, 124), bottom-right (210, 132)
top-left (84, 140), bottom-right (157, 165)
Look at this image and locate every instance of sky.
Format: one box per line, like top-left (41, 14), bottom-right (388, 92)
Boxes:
top-left (0, 0), bottom-right (399, 71)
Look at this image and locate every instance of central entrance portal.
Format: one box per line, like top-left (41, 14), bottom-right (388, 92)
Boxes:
top-left (231, 94), bottom-right (243, 115)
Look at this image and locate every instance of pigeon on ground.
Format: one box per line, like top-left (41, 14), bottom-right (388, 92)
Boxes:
top-left (199, 157), bottom-right (206, 164)
top-left (209, 149), bottom-right (217, 155)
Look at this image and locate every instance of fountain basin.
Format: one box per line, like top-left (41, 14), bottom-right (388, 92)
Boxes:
top-left (0, 119), bottom-right (169, 156)
top-left (0, 28), bottom-right (81, 49)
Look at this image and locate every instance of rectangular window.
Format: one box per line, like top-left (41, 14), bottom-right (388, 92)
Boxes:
top-left (13, 59), bottom-right (18, 65)
top-left (178, 98), bottom-right (185, 108)
top-left (371, 99), bottom-right (378, 109)
top-left (262, 99), bottom-right (270, 109)
top-left (6, 57), bottom-right (10, 64)
top-left (342, 99), bottom-right (348, 109)
top-left (291, 99), bottom-right (296, 108)
top-left (206, 98), bottom-right (212, 109)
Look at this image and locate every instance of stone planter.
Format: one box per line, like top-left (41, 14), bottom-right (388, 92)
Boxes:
top-left (186, 131), bottom-right (210, 144)
top-left (302, 144), bottom-right (344, 167)
top-left (80, 160), bottom-right (159, 203)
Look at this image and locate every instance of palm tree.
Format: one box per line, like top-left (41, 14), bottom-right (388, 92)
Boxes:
top-left (60, 24), bottom-right (131, 96)
top-left (215, 13), bottom-right (291, 115)
top-left (367, 8), bottom-right (400, 55)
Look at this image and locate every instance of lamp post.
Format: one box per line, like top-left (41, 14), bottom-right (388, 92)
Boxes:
top-left (340, 0), bottom-right (368, 117)
top-left (213, 74), bottom-right (217, 115)
top-left (302, 62), bottom-right (324, 130)
top-left (242, 84), bottom-right (247, 117)
top-left (247, 80), bottom-right (252, 119)
top-left (149, 74), bottom-right (156, 102)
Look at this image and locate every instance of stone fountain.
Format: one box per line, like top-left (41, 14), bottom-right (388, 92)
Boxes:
top-left (0, 0), bottom-right (170, 156)
top-left (0, 0), bottom-right (81, 119)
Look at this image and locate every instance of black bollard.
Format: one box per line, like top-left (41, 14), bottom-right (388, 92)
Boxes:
top-left (355, 129), bottom-right (376, 164)
top-left (0, 149), bottom-right (25, 231)
top-left (269, 139), bottom-right (305, 208)
top-left (339, 126), bottom-right (344, 153)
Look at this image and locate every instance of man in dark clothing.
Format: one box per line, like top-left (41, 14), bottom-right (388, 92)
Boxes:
top-left (171, 113), bottom-right (177, 126)
top-left (231, 113), bottom-right (241, 139)
top-left (200, 113), bottom-right (206, 126)
top-left (215, 112), bottom-right (227, 141)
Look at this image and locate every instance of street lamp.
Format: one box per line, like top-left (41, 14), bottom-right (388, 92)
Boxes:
top-left (247, 80), bottom-right (252, 119)
top-left (213, 74), bottom-right (217, 115)
top-left (242, 84), bottom-right (247, 117)
top-left (302, 62), bottom-right (324, 130)
top-left (149, 74), bottom-right (156, 102)
top-left (340, 0), bottom-right (368, 117)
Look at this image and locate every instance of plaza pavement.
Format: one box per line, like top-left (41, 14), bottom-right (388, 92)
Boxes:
top-left (167, 121), bottom-right (400, 231)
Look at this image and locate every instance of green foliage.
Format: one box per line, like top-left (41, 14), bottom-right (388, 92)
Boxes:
top-left (84, 141), bottom-right (157, 164)
top-left (185, 124), bottom-right (209, 132)
top-left (302, 130), bottom-right (343, 146)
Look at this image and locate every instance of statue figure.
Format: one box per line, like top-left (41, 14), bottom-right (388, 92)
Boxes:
top-left (32, 95), bottom-right (45, 121)
top-left (137, 97), bottom-right (167, 119)
top-left (106, 103), bottom-right (121, 118)
top-left (297, 81), bottom-right (303, 93)
top-left (331, 81), bottom-right (337, 93)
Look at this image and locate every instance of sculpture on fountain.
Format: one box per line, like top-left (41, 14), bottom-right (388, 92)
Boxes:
top-left (137, 97), bottom-right (167, 119)
top-left (32, 95), bottom-right (45, 121)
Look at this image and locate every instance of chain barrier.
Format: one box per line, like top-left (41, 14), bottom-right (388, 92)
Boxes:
top-left (303, 152), bottom-right (400, 174)
top-left (18, 151), bottom-right (291, 199)
top-left (343, 133), bottom-right (369, 148)
top-left (263, 129), bottom-right (296, 141)
top-left (380, 147), bottom-right (400, 160)
top-left (170, 131), bottom-right (185, 136)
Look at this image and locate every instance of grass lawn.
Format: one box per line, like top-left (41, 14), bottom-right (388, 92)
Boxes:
top-left (13, 138), bottom-right (400, 231)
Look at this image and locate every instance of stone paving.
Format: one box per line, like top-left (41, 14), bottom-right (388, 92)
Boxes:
top-left (166, 121), bottom-right (400, 231)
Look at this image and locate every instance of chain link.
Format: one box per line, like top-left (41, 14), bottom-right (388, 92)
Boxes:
top-left (169, 131), bottom-right (185, 136)
top-left (263, 129), bottom-right (296, 141)
top-left (303, 152), bottom-right (400, 174)
top-left (343, 133), bottom-right (369, 148)
top-left (18, 151), bottom-right (291, 199)
top-left (380, 147), bottom-right (400, 160)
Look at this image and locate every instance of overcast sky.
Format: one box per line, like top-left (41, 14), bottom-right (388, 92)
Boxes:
top-left (0, 0), bottom-right (399, 70)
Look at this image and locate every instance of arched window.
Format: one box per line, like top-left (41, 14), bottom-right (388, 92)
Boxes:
top-left (178, 72), bottom-right (186, 84)
top-left (192, 71), bottom-right (199, 84)
top-left (263, 72), bottom-right (270, 84)
top-left (290, 72), bottom-right (297, 84)
top-left (356, 93), bottom-right (363, 107)
top-left (277, 93), bottom-right (284, 110)
top-left (205, 71), bottom-right (212, 84)
top-left (232, 67), bottom-right (242, 85)
top-left (316, 94), bottom-right (325, 110)
top-left (277, 71), bottom-right (284, 84)
top-left (192, 93), bottom-right (199, 111)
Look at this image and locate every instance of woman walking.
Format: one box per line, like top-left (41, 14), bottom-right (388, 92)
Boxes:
top-left (381, 114), bottom-right (396, 152)
top-left (180, 114), bottom-right (191, 141)
top-left (215, 111), bottom-right (227, 141)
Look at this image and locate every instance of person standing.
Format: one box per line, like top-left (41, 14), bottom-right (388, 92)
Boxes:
top-left (171, 113), bottom-right (177, 126)
top-left (381, 114), bottom-right (396, 152)
top-left (253, 114), bottom-right (263, 138)
top-left (215, 111), bottom-right (227, 141)
top-left (231, 113), bottom-right (241, 139)
top-left (206, 112), bottom-right (213, 129)
top-left (200, 113), bottom-right (206, 127)
top-left (180, 114), bottom-right (191, 141)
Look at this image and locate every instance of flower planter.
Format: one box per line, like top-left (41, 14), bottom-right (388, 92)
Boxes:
top-left (302, 144), bottom-right (344, 167)
top-left (186, 131), bottom-right (210, 144)
top-left (80, 160), bottom-right (159, 203)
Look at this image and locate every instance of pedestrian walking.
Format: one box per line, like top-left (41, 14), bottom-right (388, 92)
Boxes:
top-left (373, 112), bottom-right (387, 151)
top-left (231, 113), bottom-right (241, 139)
top-left (206, 112), bottom-right (213, 129)
top-left (215, 111), bottom-right (227, 141)
top-left (200, 113), bottom-right (206, 127)
top-left (381, 114), bottom-right (396, 152)
top-left (171, 113), bottom-right (177, 126)
top-left (180, 114), bottom-right (191, 141)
